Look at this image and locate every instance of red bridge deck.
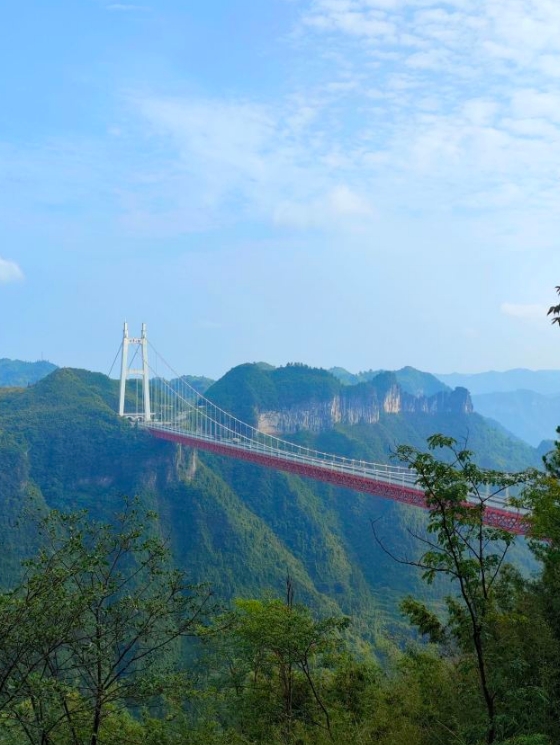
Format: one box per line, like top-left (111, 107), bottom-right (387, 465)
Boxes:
top-left (149, 428), bottom-right (529, 536)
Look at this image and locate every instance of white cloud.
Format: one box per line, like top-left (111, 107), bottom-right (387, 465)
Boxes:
top-left (130, 94), bottom-right (379, 233)
top-left (136, 97), bottom-right (277, 202)
top-left (500, 303), bottom-right (548, 320)
top-left (329, 184), bottom-right (374, 216)
top-left (0, 258), bottom-right (24, 284)
top-left (301, 0), bottom-right (560, 70)
top-left (96, 0), bottom-right (560, 250)
top-left (293, 0), bottom-right (560, 222)
top-left (511, 90), bottom-right (560, 123)
top-left (274, 185), bottom-right (375, 228)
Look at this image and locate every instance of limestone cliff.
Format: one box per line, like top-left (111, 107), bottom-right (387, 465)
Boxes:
top-left (258, 384), bottom-right (472, 436)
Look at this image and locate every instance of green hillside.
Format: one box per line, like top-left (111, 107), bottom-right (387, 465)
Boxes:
top-left (330, 365), bottom-right (450, 397)
top-left (0, 365), bottom-right (541, 627)
top-left (208, 363), bottom-right (342, 426)
top-left (174, 374), bottom-right (215, 394)
top-left (0, 358), bottom-right (57, 387)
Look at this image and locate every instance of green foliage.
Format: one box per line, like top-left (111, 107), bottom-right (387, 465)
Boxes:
top-left (327, 366), bottom-right (360, 385)
top-left (205, 363), bottom-right (280, 425)
top-left (206, 363), bottom-right (342, 426)
top-left (0, 362), bottom-right (542, 631)
top-left (400, 598), bottom-right (446, 644)
top-left (207, 587), bottom-right (350, 742)
top-left (0, 354), bottom-right (559, 743)
top-left (518, 426), bottom-right (560, 744)
top-left (0, 366), bottom-right (543, 637)
top-left (0, 492), bottom-right (556, 745)
top-left (0, 500), bottom-right (214, 745)
top-left (330, 365), bottom-right (451, 397)
top-left (395, 435), bottom-right (538, 744)
top-left (172, 375), bottom-right (215, 395)
top-left (0, 358), bottom-right (57, 387)
top-left (394, 366), bottom-right (452, 397)
top-left (495, 738), bottom-right (551, 745)
top-left (547, 285), bottom-right (560, 327)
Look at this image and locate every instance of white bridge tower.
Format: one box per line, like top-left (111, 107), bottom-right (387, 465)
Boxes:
top-left (118, 322), bottom-right (152, 421)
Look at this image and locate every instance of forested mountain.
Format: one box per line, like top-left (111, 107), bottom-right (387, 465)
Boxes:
top-left (0, 365), bottom-right (541, 626)
top-left (173, 374), bottom-right (215, 394)
top-left (3, 355), bottom-right (560, 448)
top-left (2, 363), bottom-right (559, 744)
top-left (330, 365), bottom-right (450, 397)
top-left (330, 365), bottom-right (560, 446)
top-left (0, 358), bottom-right (57, 387)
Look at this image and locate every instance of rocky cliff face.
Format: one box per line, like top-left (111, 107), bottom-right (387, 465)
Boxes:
top-left (258, 384), bottom-right (473, 436)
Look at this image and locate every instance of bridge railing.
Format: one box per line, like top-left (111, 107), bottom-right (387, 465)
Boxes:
top-left (143, 357), bottom-right (524, 515)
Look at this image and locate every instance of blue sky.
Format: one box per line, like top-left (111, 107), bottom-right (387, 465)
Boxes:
top-left (1, 0), bottom-right (559, 378)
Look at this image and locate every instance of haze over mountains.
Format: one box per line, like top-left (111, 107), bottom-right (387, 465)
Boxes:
top-left (435, 371), bottom-right (560, 447)
top-left (436, 369), bottom-right (560, 396)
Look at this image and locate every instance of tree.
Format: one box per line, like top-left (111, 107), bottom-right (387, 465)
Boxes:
top-left (526, 289), bottom-right (560, 644)
top-left (521, 424), bottom-right (560, 740)
top-left (548, 286), bottom-right (560, 327)
top-left (212, 579), bottom-right (349, 743)
top-left (0, 499), bottom-right (215, 745)
top-left (389, 435), bottom-right (535, 744)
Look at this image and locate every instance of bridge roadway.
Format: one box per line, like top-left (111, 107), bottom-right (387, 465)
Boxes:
top-left (146, 424), bottom-right (529, 535)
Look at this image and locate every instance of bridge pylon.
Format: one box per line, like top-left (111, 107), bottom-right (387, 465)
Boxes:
top-left (118, 322), bottom-right (152, 421)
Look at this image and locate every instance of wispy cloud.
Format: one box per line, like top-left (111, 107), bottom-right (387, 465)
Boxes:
top-left (500, 303), bottom-right (548, 321)
top-left (5, 0), bottom-right (560, 256)
top-left (115, 0), bottom-right (560, 247)
top-left (0, 258), bottom-right (24, 284)
top-left (289, 0), bottom-right (560, 227)
top-left (127, 94), bottom-right (378, 234)
top-left (274, 185), bottom-right (375, 229)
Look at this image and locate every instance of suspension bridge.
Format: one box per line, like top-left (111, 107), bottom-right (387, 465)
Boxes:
top-left (115, 323), bottom-right (529, 536)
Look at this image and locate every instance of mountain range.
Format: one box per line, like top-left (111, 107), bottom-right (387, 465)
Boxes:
top-left (0, 361), bottom-right (544, 635)
top-left (435, 369), bottom-right (560, 395)
top-left (329, 366), bottom-right (560, 447)
top-left (2, 358), bottom-right (560, 448)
